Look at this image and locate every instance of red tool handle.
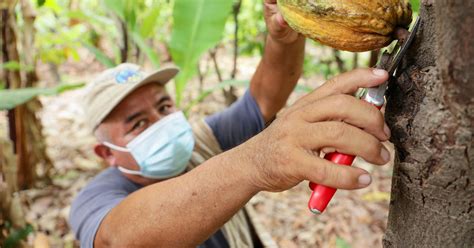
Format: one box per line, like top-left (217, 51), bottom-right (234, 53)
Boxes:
top-left (308, 103), bottom-right (383, 214)
top-left (308, 153), bottom-right (355, 214)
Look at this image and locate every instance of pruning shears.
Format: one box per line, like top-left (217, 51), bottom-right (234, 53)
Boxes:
top-left (308, 17), bottom-right (422, 214)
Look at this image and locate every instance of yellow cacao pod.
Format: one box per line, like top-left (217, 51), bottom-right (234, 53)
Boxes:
top-left (277, 0), bottom-right (413, 52)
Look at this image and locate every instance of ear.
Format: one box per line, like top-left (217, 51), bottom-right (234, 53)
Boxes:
top-left (94, 144), bottom-right (116, 166)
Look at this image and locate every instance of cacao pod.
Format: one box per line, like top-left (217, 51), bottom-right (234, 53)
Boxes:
top-left (277, 0), bottom-right (413, 52)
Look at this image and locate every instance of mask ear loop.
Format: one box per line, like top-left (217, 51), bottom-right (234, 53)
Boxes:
top-left (103, 141), bottom-right (130, 152)
top-left (117, 166), bottom-right (143, 176)
top-left (102, 142), bottom-right (142, 175)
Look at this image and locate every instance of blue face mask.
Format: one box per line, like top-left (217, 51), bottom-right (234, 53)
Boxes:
top-left (103, 111), bottom-right (195, 179)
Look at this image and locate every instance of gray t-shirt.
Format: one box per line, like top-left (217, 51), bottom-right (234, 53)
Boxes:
top-left (69, 90), bottom-right (266, 247)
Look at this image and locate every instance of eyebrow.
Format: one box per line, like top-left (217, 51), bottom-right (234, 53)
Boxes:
top-left (125, 111), bottom-right (145, 124)
top-left (154, 95), bottom-right (172, 108)
top-left (124, 94), bottom-right (172, 124)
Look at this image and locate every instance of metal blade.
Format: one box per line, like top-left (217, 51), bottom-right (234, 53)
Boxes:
top-left (387, 17), bottom-right (422, 75)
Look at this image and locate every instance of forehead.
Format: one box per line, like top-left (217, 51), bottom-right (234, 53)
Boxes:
top-left (106, 83), bottom-right (167, 121)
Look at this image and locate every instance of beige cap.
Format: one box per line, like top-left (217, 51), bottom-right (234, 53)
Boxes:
top-left (83, 63), bottom-right (179, 130)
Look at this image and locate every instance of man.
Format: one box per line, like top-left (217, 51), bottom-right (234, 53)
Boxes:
top-left (70, 1), bottom-right (391, 247)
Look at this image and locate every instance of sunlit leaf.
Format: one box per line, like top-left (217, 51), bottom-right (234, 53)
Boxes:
top-left (103, 0), bottom-right (126, 20)
top-left (140, 8), bottom-right (161, 38)
top-left (44, 0), bottom-right (62, 13)
top-left (170, 0), bottom-right (233, 105)
top-left (124, 0), bottom-right (138, 30)
top-left (0, 83), bottom-right (85, 110)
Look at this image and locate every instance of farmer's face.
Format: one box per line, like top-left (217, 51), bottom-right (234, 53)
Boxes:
top-left (95, 83), bottom-right (176, 185)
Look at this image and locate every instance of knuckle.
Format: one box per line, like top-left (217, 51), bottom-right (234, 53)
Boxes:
top-left (314, 163), bottom-right (328, 183)
top-left (366, 139), bottom-right (382, 158)
top-left (374, 111), bottom-right (385, 127)
top-left (366, 108), bottom-right (384, 131)
top-left (331, 95), bottom-right (346, 109)
top-left (324, 77), bottom-right (340, 92)
top-left (326, 95), bottom-right (353, 114)
top-left (326, 122), bottom-right (346, 141)
top-left (374, 113), bottom-right (386, 135)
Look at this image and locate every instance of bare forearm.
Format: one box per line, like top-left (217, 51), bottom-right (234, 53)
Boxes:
top-left (95, 147), bottom-right (258, 247)
top-left (250, 35), bottom-right (305, 123)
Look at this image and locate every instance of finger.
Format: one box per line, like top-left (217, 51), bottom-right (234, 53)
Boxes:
top-left (295, 149), bottom-right (371, 189)
top-left (300, 121), bottom-right (391, 165)
top-left (298, 94), bottom-right (389, 141)
top-left (265, 3), bottom-right (286, 30)
top-left (294, 68), bottom-right (388, 107)
top-left (274, 13), bottom-right (288, 27)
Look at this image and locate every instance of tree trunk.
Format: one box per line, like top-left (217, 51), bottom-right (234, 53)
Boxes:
top-left (1, 0), bottom-right (52, 189)
top-left (383, 1), bottom-right (473, 247)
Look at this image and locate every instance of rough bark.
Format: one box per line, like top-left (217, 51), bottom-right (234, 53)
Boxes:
top-left (383, 1), bottom-right (473, 247)
top-left (19, 0), bottom-right (54, 185)
top-left (1, 0), bottom-right (53, 189)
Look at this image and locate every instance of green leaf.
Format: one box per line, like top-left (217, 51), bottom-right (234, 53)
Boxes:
top-left (54, 83), bottom-right (86, 94)
top-left (184, 79), bottom-right (248, 114)
top-left (82, 43), bottom-right (117, 68)
top-left (44, 0), bottom-right (62, 13)
top-left (131, 32), bottom-right (160, 68)
top-left (140, 8), bottom-right (161, 38)
top-left (336, 237), bottom-right (352, 248)
top-left (103, 0), bottom-right (126, 19)
top-left (0, 61), bottom-right (34, 72)
top-left (0, 83), bottom-right (85, 110)
top-left (123, 0), bottom-right (138, 31)
top-left (37, 0), bottom-right (46, 7)
top-left (170, 0), bottom-right (233, 106)
top-left (410, 0), bottom-right (420, 13)
top-left (3, 224), bottom-right (34, 248)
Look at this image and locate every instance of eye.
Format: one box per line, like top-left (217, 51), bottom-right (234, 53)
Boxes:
top-left (131, 119), bottom-right (147, 132)
top-left (158, 104), bottom-right (173, 115)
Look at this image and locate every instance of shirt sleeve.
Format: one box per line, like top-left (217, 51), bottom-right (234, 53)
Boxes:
top-left (205, 89), bottom-right (266, 151)
top-left (69, 169), bottom-right (133, 248)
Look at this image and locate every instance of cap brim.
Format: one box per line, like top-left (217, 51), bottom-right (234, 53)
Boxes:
top-left (139, 67), bottom-right (180, 86)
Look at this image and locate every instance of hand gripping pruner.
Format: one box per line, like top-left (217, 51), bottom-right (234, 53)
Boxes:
top-left (308, 17), bottom-right (422, 214)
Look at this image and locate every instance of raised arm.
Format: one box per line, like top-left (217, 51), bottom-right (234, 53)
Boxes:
top-left (250, 0), bottom-right (305, 123)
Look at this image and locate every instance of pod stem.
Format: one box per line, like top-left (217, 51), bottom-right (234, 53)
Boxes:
top-left (394, 27), bottom-right (410, 42)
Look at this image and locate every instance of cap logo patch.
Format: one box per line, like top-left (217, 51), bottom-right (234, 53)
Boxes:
top-left (115, 69), bottom-right (144, 84)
